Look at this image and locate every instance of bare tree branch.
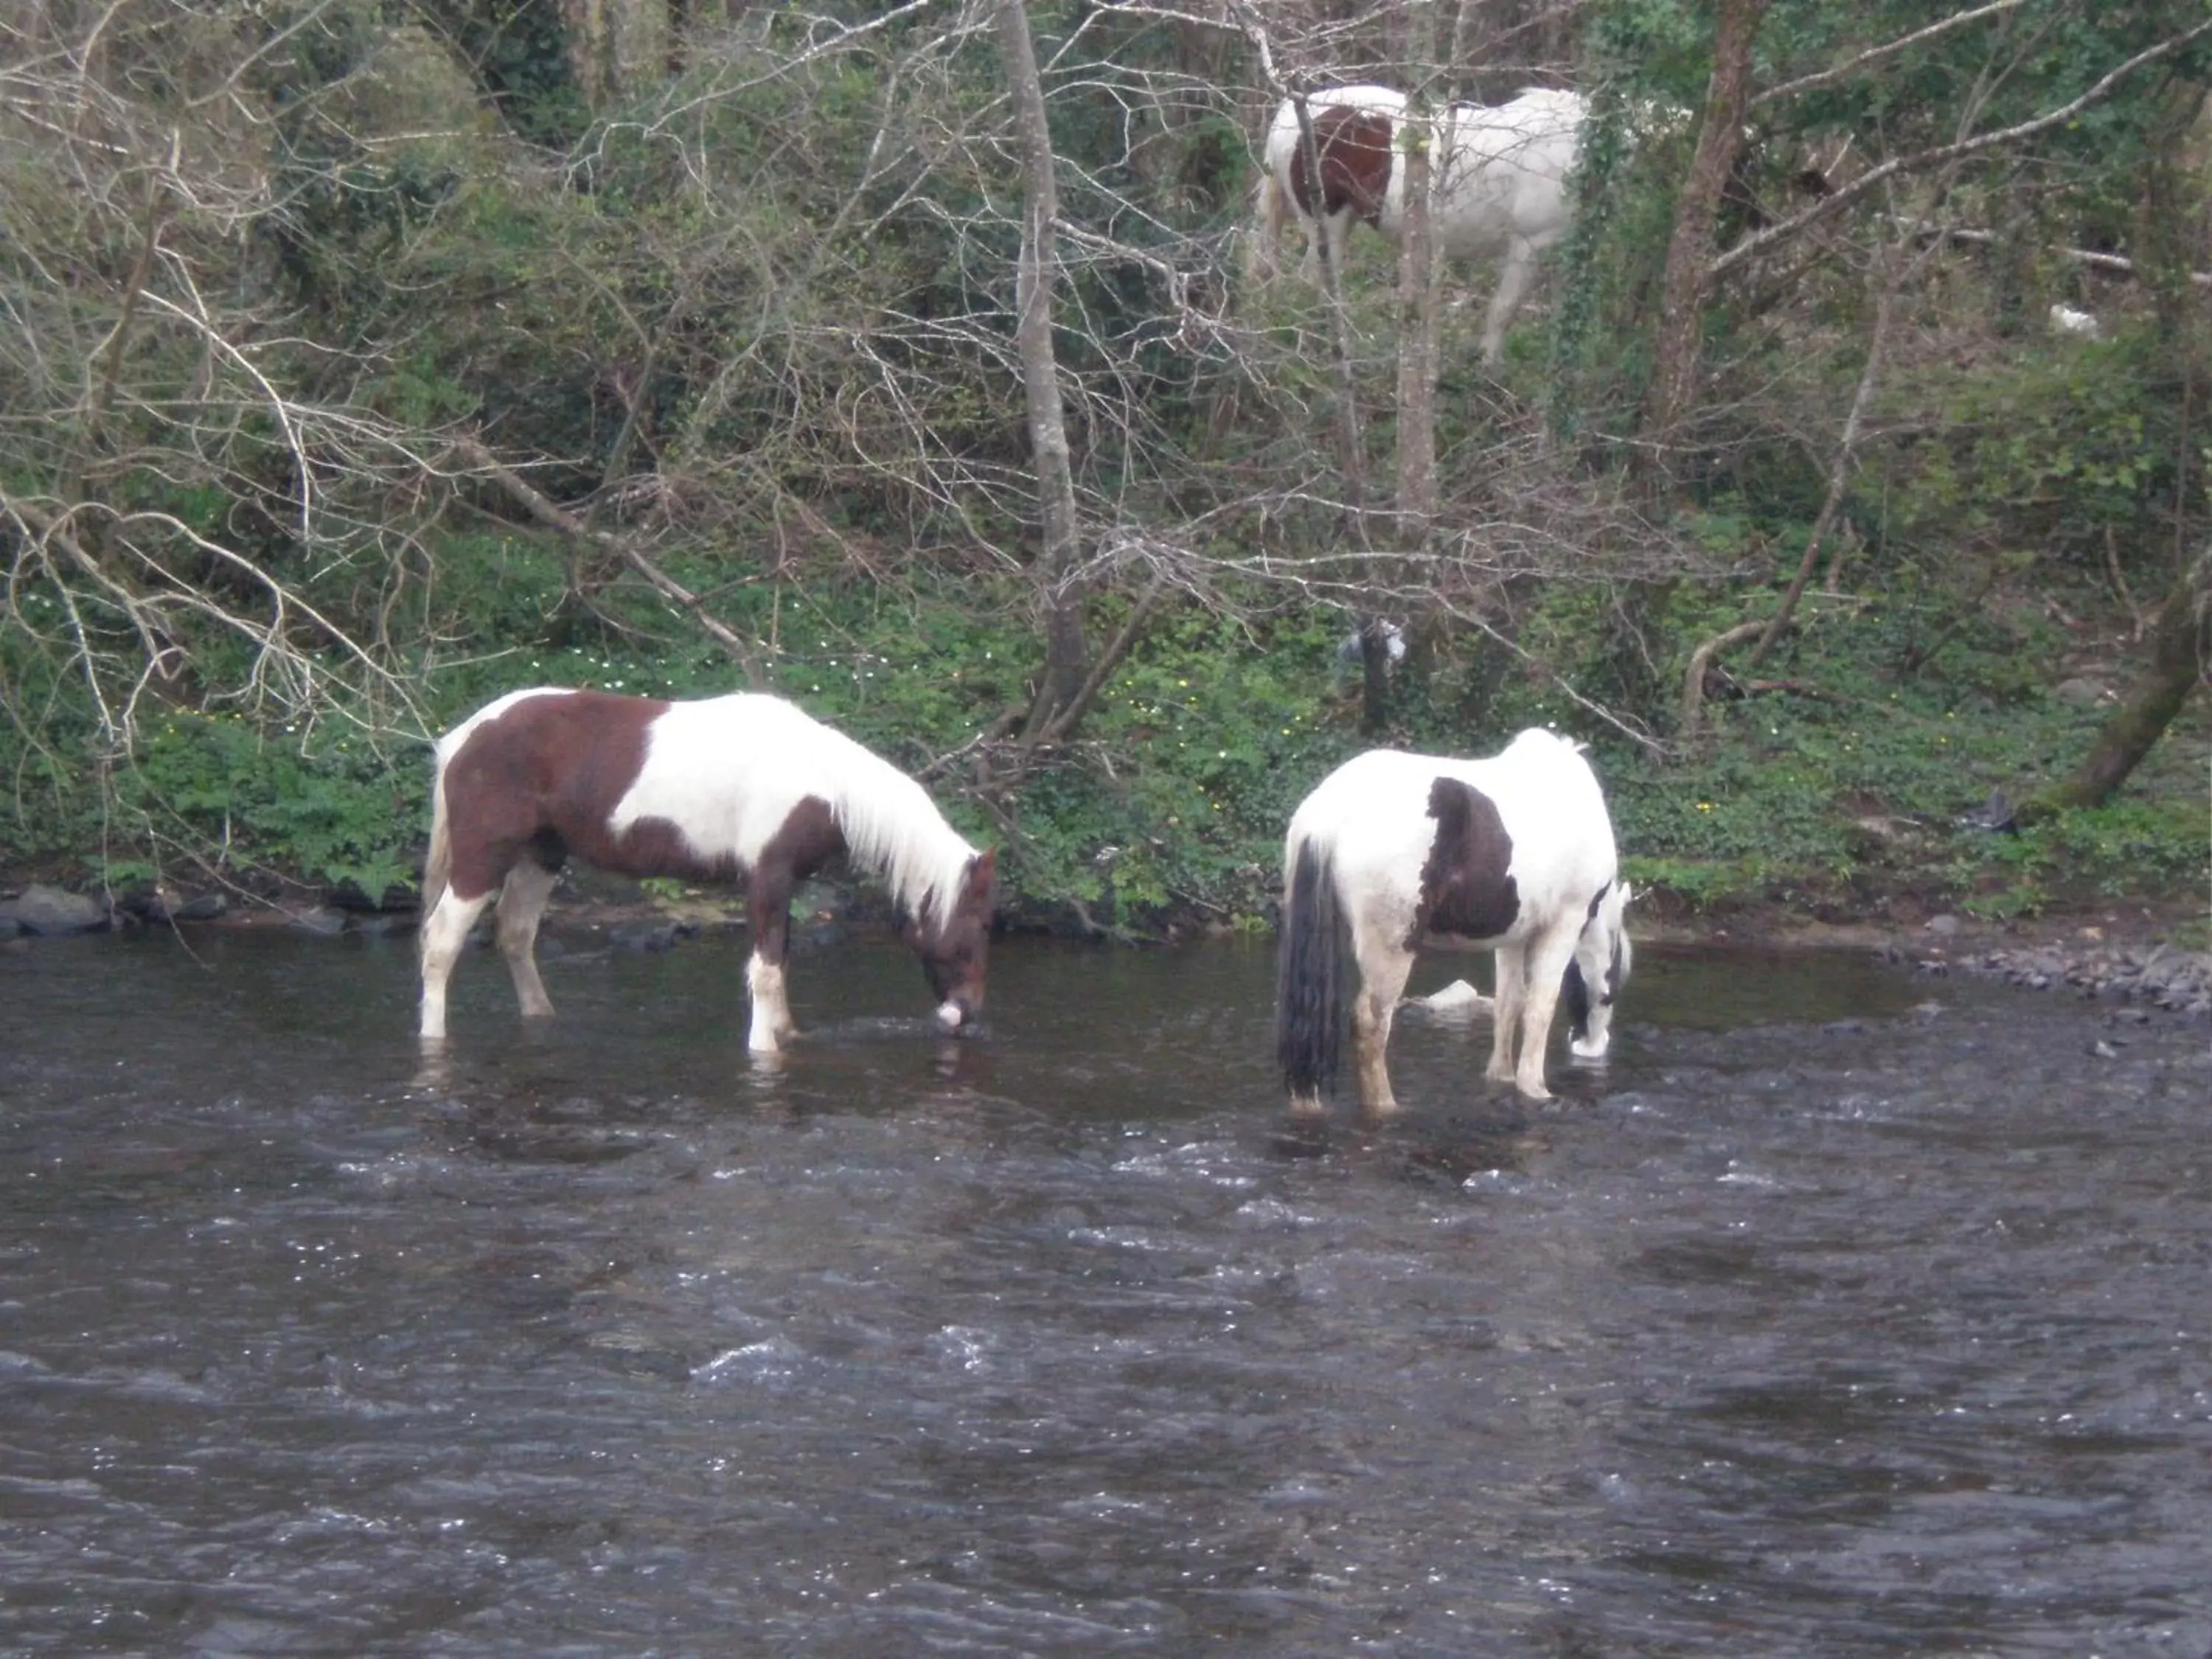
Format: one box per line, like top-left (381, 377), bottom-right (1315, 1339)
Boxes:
top-left (453, 436), bottom-right (767, 686)
top-left (1750, 0), bottom-right (2027, 110)
top-left (1714, 20), bottom-right (2212, 281)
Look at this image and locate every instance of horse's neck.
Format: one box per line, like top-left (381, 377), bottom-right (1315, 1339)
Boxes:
top-left (823, 747), bottom-right (973, 919)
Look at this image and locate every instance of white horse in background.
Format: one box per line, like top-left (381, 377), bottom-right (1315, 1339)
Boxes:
top-left (1252, 85), bottom-right (1588, 362)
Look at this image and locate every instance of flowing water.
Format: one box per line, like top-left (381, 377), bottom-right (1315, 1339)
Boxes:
top-left (1, 928), bottom-right (2207, 1656)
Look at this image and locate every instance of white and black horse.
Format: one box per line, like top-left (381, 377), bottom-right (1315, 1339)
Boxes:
top-left (1276, 729), bottom-right (1632, 1110)
top-left (417, 689), bottom-right (996, 1051)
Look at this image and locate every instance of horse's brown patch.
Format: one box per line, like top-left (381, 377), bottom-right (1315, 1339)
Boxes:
top-left (439, 690), bottom-right (746, 898)
top-left (1412, 776), bottom-right (1519, 945)
top-left (1287, 105), bottom-right (1394, 229)
top-left (745, 794), bottom-right (845, 963)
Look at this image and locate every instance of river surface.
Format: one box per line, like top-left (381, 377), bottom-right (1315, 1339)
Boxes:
top-left (1, 928), bottom-right (2207, 1656)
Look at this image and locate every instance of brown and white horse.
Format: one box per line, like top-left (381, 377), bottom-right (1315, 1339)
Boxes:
top-left (1275, 729), bottom-right (1632, 1112)
top-left (417, 688), bottom-right (996, 1051)
top-left (1252, 85), bottom-right (1587, 362)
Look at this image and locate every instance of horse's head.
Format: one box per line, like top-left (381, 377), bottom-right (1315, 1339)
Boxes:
top-left (908, 848), bottom-right (997, 1034)
top-left (1564, 878), bottom-right (1633, 1062)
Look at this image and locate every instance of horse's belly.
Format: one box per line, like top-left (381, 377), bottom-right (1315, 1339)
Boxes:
top-left (1416, 928), bottom-right (1500, 954)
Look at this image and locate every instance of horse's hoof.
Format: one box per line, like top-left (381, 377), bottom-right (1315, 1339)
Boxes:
top-left (1287, 1094), bottom-right (1327, 1119)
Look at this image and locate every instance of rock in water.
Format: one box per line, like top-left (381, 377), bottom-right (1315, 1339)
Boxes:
top-left (4, 883), bottom-right (109, 936)
top-left (1405, 979), bottom-right (1493, 1020)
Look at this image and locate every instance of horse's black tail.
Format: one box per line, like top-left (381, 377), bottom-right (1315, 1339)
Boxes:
top-left (1275, 836), bottom-right (1344, 1102)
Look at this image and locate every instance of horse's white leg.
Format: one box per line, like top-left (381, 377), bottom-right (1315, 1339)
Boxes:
top-left (495, 860), bottom-right (559, 1020)
top-left (1324, 208), bottom-right (1355, 287)
top-left (1510, 929), bottom-right (1582, 1102)
top-left (745, 866), bottom-right (801, 1054)
top-left (1479, 237), bottom-right (1540, 364)
top-left (418, 888), bottom-right (493, 1044)
top-left (745, 952), bottom-right (796, 1053)
top-left (1350, 938), bottom-right (1416, 1116)
top-left (1486, 945), bottom-right (1527, 1085)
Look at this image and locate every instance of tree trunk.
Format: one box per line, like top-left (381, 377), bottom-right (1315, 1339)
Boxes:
top-left (1394, 114), bottom-right (1439, 546)
top-left (995, 0), bottom-right (1091, 742)
top-left (1639, 0), bottom-right (1770, 479)
top-left (2023, 546), bottom-right (2211, 821)
top-left (1385, 68), bottom-right (1440, 735)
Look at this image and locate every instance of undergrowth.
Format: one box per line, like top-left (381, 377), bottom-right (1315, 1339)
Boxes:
top-left (2, 551), bottom-right (2202, 937)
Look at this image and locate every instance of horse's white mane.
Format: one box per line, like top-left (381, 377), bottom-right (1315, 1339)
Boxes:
top-left (818, 726), bottom-right (978, 931)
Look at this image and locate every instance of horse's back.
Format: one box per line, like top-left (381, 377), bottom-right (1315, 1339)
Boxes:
top-left (434, 687), bottom-right (852, 874)
top-left (1286, 748), bottom-right (1441, 850)
top-left (617, 693), bottom-right (860, 843)
top-left (1288, 735), bottom-right (1615, 939)
top-left (1433, 88), bottom-right (1585, 251)
top-left (1468, 730), bottom-right (1615, 863)
top-left (1267, 84), bottom-right (1406, 143)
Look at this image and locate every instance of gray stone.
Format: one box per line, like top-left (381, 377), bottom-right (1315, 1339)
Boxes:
top-left (288, 905), bottom-right (349, 937)
top-left (2054, 678), bottom-right (2112, 706)
top-left (1925, 914), bottom-right (1963, 938)
top-left (6, 883), bottom-right (109, 936)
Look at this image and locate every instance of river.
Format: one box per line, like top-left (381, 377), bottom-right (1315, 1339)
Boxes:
top-left (2, 928), bottom-right (2206, 1655)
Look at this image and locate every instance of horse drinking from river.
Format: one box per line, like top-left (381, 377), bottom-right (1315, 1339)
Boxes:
top-left (417, 689), bottom-right (996, 1051)
top-left (1276, 729), bottom-right (1631, 1111)
top-left (1253, 85), bottom-right (1587, 362)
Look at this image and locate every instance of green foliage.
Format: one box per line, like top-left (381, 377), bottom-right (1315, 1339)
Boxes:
top-left (1871, 334), bottom-right (2193, 588)
top-left (118, 712), bottom-right (424, 901)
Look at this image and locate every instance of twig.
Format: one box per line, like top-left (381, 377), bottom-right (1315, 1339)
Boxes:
top-left (454, 435), bottom-right (765, 687)
top-left (1038, 574), bottom-right (1169, 746)
top-left (2105, 525), bottom-right (2146, 640)
top-left (1750, 0), bottom-right (2025, 110)
top-left (1747, 274), bottom-right (1899, 671)
top-left (1712, 21), bottom-right (2212, 281)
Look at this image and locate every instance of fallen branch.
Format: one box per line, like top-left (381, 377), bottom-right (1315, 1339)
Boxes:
top-left (1892, 223), bottom-right (2212, 288)
top-left (1741, 677), bottom-right (1843, 701)
top-left (1748, 265), bottom-right (1902, 672)
top-left (1679, 618), bottom-right (1772, 742)
top-left (454, 436), bottom-right (765, 687)
top-left (1037, 574), bottom-right (1169, 748)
